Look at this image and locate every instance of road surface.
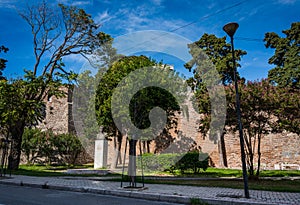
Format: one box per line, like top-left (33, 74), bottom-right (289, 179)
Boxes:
top-left (0, 184), bottom-right (182, 205)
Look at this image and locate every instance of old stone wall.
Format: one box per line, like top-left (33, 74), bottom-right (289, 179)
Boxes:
top-left (41, 89), bottom-right (300, 170)
top-left (37, 87), bottom-right (75, 134)
top-left (223, 132), bottom-right (300, 169)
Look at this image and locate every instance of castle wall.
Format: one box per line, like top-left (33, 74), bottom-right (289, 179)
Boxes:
top-left (223, 132), bottom-right (300, 169)
top-left (37, 87), bottom-right (74, 134)
top-left (40, 89), bottom-right (300, 170)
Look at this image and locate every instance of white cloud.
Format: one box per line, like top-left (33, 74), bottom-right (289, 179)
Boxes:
top-left (64, 53), bottom-right (88, 64)
top-left (207, 2), bottom-right (216, 10)
top-left (0, 0), bottom-right (17, 9)
top-left (94, 10), bottom-right (112, 24)
top-left (277, 0), bottom-right (296, 4)
top-left (56, 0), bottom-right (93, 6)
top-left (151, 0), bottom-right (163, 6)
top-left (103, 4), bottom-right (203, 37)
top-left (113, 30), bottom-right (192, 63)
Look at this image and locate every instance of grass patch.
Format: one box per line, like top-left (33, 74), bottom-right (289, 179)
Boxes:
top-left (6, 165), bottom-right (300, 192)
top-left (139, 178), bottom-right (300, 193)
top-left (10, 164), bottom-right (95, 177)
top-left (162, 168), bottom-right (300, 178)
top-left (259, 170), bottom-right (300, 177)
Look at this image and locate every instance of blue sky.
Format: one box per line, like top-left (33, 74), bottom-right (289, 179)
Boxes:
top-left (0, 0), bottom-right (299, 81)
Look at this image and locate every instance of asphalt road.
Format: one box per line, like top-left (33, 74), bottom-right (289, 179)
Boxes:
top-left (0, 184), bottom-right (182, 205)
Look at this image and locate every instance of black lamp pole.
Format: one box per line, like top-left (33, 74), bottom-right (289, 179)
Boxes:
top-left (223, 22), bottom-right (250, 198)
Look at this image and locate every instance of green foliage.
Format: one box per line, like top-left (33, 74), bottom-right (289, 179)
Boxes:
top-left (95, 55), bottom-right (183, 139)
top-left (50, 133), bottom-right (83, 165)
top-left (129, 86), bottom-right (180, 130)
top-left (224, 79), bottom-right (300, 176)
top-left (264, 22), bottom-right (300, 89)
top-left (185, 34), bottom-right (246, 142)
top-left (185, 32), bottom-right (299, 177)
top-left (225, 80), bottom-right (278, 176)
top-left (138, 153), bottom-right (181, 172)
top-left (226, 79), bottom-right (278, 132)
top-left (172, 151), bottom-right (209, 174)
top-left (138, 152), bottom-right (209, 174)
top-left (21, 128), bottom-right (83, 166)
top-left (95, 55), bottom-right (156, 135)
top-left (269, 85), bottom-right (300, 135)
top-left (21, 128), bottom-right (43, 164)
top-left (4, 1), bottom-right (111, 170)
top-left (0, 79), bottom-right (48, 131)
top-left (73, 33), bottom-right (119, 143)
top-left (95, 55), bottom-right (186, 180)
top-left (185, 33), bottom-right (246, 86)
top-left (0, 44), bottom-right (8, 80)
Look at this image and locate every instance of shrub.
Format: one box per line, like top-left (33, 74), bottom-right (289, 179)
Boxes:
top-left (50, 133), bottom-right (83, 165)
top-left (21, 128), bottom-right (43, 164)
top-left (138, 151), bottom-right (209, 173)
top-left (172, 151), bottom-right (209, 174)
top-left (139, 153), bottom-right (181, 172)
top-left (21, 128), bottom-right (83, 165)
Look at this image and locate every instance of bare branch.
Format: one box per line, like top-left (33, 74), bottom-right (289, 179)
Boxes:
top-left (19, 1), bottom-right (61, 76)
top-left (20, 2), bottom-right (109, 80)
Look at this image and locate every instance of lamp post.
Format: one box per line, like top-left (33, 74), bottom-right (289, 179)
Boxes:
top-left (223, 22), bottom-right (250, 198)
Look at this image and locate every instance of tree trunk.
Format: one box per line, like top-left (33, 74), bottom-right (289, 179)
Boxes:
top-left (256, 134), bottom-right (262, 177)
top-left (147, 140), bottom-right (150, 153)
top-left (8, 123), bottom-right (25, 170)
top-left (117, 134), bottom-right (122, 164)
top-left (128, 139), bottom-right (137, 187)
top-left (111, 137), bottom-right (118, 169)
top-left (220, 131), bottom-right (228, 167)
top-left (218, 140), bottom-right (224, 167)
top-left (111, 130), bottom-right (123, 169)
top-left (248, 153), bottom-right (254, 176)
top-left (142, 141), bottom-right (151, 153)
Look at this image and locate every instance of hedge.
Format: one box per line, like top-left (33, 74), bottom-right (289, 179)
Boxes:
top-left (21, 128), bottom-right (83, 165)
top-left (138, 151), bottom-right (209, 173)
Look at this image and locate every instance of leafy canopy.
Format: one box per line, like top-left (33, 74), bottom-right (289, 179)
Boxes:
top-left (264, 22), bottom-right (300, 89)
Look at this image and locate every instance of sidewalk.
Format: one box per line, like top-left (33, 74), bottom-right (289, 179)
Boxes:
top-left (0, 175), bottom-right (299, 205)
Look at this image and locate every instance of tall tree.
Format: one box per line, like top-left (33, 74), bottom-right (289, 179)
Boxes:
top-left (72, 34), bottom-right (120, 157)
top-left (185, 33), bottom-right (246, 86)
top-left (226, 79), bottom-right (279, 176)
top-left (185, 34), bottom-right (246, 167)
top-left (95, 55), bottom-right (182, 185)
top-left (95, 56), bottom-right (157, 171)
top-left (3, 2), bottom-right (109, 170)
top-left (264, 22), bottom-right (300, 89)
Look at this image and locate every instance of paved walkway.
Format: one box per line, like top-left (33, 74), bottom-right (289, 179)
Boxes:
top-left (0, 175), bottom-right (299, 205)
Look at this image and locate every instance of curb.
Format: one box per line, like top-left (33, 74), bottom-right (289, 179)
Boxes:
top-left (0, 180), bottom-right (276, 205)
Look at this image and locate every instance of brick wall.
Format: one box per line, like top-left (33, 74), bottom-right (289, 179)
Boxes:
top-left (41, 89), bottom-right (300, 170)
top-left (37, 87), bottom-right (75, 134)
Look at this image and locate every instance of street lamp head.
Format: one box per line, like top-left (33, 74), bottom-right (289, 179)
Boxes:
top-left (223, 22), bottom-right (239, 37)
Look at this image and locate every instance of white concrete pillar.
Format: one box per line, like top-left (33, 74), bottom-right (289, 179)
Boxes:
top-left (94, 132), bottom-right (108, 169)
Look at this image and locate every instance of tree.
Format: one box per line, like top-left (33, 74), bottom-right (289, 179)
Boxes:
top-left (272, 86), bottom-right (300, 135)
top-left (264, 22), bottom-right (300, 89)
top-left (73, 34), bottom-right (120, 145)
top-left (95, 55), bottom-right (183, 186)
top-left (226, 79), bottom-right (279, 176)
top-left (264, 22), bottom-right (300, 154)
top-left (185, 33), bottom-right (246, 86)
top-left (0, 44), bottom-right (8, 80)
top-left (185, 34), bottom-right (246, 167)
top-left (2, 2), bottom-right (109, 170)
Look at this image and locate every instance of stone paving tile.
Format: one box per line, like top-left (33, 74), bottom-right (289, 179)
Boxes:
top-left (1, 175), bottom-right (300, 205)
